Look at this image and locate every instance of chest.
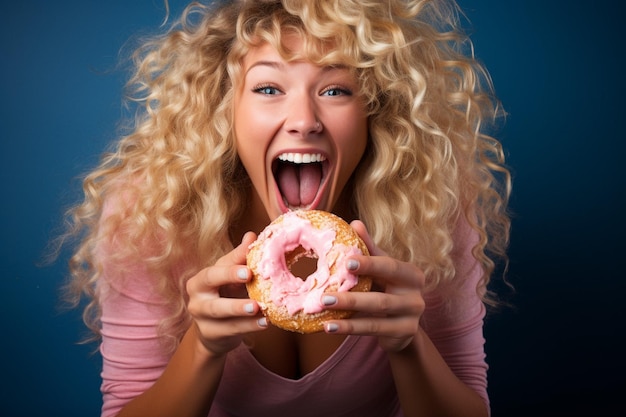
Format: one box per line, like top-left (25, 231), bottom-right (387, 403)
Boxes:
top-left (216, 335), bottom-right (400, 417)
top-left (245, 328), bottom-right (347, 379)
top-left (245, 248), bottom-right (349, 378)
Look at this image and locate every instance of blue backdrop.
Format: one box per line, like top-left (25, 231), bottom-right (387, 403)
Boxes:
top-left (1, 1), bottom-right (624, 416)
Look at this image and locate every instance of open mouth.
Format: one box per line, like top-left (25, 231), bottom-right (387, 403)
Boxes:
top-left (273, 152), bottom-right (328, 210)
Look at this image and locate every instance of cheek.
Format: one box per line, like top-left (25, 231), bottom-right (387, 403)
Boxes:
top-left (236, 139), bottom-right (264, 181)
top-left (234, 102), bottom-right (262, 163)
top-left (234, 99), bottom-right (277, 150)
top-left (233, 108), bottom-right (275, 198)
top-left (337, 118), bottom-right (368, 163)
top-left (332, 125), bottom-right (368, 195)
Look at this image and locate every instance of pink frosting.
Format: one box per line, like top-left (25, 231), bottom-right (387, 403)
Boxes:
top-left (255, 212), bottom-right (362, 315)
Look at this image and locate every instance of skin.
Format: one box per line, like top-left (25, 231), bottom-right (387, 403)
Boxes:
top-left (115, 37), bottom-right (488, 417)
top-left (233, 36), bottom-right (369, 229)
top-left (228, 34), bottom-right (373, 372)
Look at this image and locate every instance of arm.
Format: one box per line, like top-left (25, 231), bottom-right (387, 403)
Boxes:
top-left (99, 232), bottom-right (266, 417)
top-left (324, 220), bottom-right (489, 417)
top-left (113, 326), bottom-right (226, 417)
top-left (387, 326), bottom-right (488, 417)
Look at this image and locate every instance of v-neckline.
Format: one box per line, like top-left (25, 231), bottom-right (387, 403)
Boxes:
top-left (242, 335), bottom-right (359, 383)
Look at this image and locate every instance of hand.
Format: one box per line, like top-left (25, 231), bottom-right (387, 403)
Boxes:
top-left (186, 232), bottom-right (267, 357)
top-left (321, 221), bottom-right (425, 352)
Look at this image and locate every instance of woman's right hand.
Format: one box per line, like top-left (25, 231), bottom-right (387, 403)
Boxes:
top-left (186, 232), bottom-right (268, 357)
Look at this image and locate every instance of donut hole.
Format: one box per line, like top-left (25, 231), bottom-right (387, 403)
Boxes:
top-left (286, 245), bottom-right (319, 280)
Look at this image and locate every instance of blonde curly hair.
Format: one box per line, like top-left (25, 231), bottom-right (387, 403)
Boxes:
top-left (64, 0), bottom-right (510, 350)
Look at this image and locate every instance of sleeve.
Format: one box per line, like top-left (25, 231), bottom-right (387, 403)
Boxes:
top-left (95, 197), bottom-right (174, 417)
top-left (421, 218), bottom-right (491, 411)
top-left (97, 261), bottom-right (173, 417)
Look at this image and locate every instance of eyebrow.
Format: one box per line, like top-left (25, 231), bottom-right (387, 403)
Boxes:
top-left (245, 60), bottom-right (349, 76)
top-left (245, 60), bottom-right (284, 75)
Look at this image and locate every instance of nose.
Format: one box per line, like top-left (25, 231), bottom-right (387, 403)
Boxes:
top-left (284, 95), bottom-right (323, 137)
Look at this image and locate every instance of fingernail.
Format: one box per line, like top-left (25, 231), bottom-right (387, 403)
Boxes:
top-left (257, 317), bottom-right (268, 327)
top-left (322, 295), bottom-right (337, 306)
top-left (237, 267), bottom-right (249, 280)
top-left (325, 323), bottom-right (339, 333)
top-left (244, 303), bottom-right (254, 314)
top-left (347, 259), bottom-right (359, 271)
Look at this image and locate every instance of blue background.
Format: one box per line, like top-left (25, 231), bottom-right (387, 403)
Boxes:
top-left (1, 1), bottom-right (624, 416)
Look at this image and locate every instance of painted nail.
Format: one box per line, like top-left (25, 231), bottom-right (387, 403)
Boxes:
top-left (347, 259), bottom-right (359, 271)
top-left (322, 295), bottom-right (337, 306)
top-left (244, 303), bottom-right (254, 314)
top-left (257, 317), bottom-right (268, 327)
top-left (237, 267), bottom-right (249, 280)
top-left (325, 323), bottom-right (339, 333)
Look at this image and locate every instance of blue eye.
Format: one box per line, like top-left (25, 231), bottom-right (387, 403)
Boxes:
top-left (321, 86), bottom-right (352, 97)
top-left (253, 85), bottom-right (280, 95)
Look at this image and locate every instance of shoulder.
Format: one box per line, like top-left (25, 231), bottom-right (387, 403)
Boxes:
top-left (422, 214), bottom-right (484, 323)
top-left (94, 180), bottom-right (168, 304)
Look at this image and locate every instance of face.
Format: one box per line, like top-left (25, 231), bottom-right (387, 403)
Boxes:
top-left (233, 36), bottom-right (368, 225)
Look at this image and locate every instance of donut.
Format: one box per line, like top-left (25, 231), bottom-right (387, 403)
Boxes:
top-left (246, 210), bottom-right (371, 333)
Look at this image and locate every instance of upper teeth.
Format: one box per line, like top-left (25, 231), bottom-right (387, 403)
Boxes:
top-left (278, 153), bottom-right (326, 164)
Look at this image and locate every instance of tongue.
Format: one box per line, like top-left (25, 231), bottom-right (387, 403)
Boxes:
top-left (278, 163), bottom-right (322, 207)
top-left (299, 163), bottom-right (322, 205)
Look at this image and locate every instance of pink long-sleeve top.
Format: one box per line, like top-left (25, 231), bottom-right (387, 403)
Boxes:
top-left (97, 218), bottom-right (489, 417)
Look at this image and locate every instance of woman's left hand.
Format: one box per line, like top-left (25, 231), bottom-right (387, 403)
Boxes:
top-left (321, 220), bottom-right (426, 352)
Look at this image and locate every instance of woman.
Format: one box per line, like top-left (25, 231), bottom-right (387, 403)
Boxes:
top-left (65, 1), bottom-right (511, 416)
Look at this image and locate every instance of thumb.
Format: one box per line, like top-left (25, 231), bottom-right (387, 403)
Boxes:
top-left (350, 220), bottom-right (386, 256)
top-left (217, 231), bottom-right (257, 266)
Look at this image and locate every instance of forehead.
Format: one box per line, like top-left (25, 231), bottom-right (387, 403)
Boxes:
top-left (239, 27), bottom-right (353, 65)
top-left (238, 34), bottom-right (358, 81)
top-left (241, 34), bottom-right (301, 69)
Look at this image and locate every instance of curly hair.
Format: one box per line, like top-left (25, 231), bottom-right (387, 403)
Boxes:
top-left (63, 0), bottom-right (510, 351)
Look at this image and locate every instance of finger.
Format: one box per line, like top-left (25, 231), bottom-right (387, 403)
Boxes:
top-left (322, 291), bottom-right (425, 317)
top-left (324, 315), bottom-right (419, 339)
top-left (186, 263), bottom-right (250, 295)
top-left (350, 220), bottom-right (386, 256)
top-left (199, 315), bottom-right (269, 336)
top-left (195, 316), bottom-right (269, 348)
top-left (347, 255), bottom-right (425, 289)
top-left (216, 231), bottom-right (257, 267)
top-left (188, 296), bottom-right (262, 321)
top-left (186, 233), bottom-right (256, 295)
